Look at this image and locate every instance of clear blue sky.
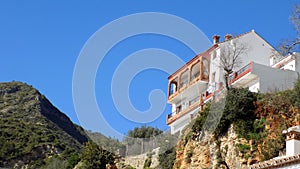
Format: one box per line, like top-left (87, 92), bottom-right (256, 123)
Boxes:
top-left (0, 1), bottom-right (299, 139)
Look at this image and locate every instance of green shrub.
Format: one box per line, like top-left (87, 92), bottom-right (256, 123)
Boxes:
top-left (191, 104), bottom-right (210, 134)
top-left (81, 141), bottom-right (115, 169)
top-left (67, 153), bottom-right (81, 168)
top-left (214, 88), bottom-right (257, 138)
top-left (143, 157), bottom-right (152, 168)
top-left (158, 132), bottom-right (178, 169)
top-left (236, 143), bottom-right (251, 153)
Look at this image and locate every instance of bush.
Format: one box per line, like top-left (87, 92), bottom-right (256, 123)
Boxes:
top-left (42, 157), bottom-right (68, 169)
top-left (158, 132), bottom-right (177, 169)
top-left (67, 153), bottom-right (81, 168)
top-left (143, 157), bottom-right (152, 168)
top-left (158, 148), bottom-right (176, 169)
top-left (127, 126), bottom-right (163, 139)
top-left (214, 88), bottom-right (257, 138)
top-left (236, 143), bottom-right (251, 153)
top-left (81, 141), bottom-right (114, 169)
top-left (191, 104), bottom-right (210, 134)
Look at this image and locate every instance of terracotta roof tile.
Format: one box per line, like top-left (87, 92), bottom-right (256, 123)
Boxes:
top-left (248, 154), bottom-right (300, 169)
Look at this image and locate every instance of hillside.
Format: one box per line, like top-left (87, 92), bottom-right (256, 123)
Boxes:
top-left (171, 85), bottom-right (300, 169)
top-left (1, 81), bottom-right (299, 169)
top-left (0, 82), bottom-right (89, 168)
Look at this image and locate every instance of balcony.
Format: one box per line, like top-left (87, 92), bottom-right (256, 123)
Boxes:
top-left (166, 97), bottom-right (201, 125)
top-left (166, 88), bottom-right (226, 125)
top-left (228, 62), bottom-right (258, 88)
top-left (168, 56), bottom-right (209, 104)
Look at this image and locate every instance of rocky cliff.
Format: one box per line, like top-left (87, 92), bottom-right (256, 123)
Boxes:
top-left (173, 88), bottom-right (300, 169)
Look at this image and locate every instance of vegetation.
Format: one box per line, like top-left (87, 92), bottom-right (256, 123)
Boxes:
top-left (215, 88), bottom-right (257, 138)
top-left (87, 130), bottom-right (124, 155)
top-left (1, 77), bottom-right (300, 168)
top-left (158, 132), bottom-right (178, 169)
top-left (292, 78), bottom-right (300, 108)
top-left (0, 82), bottom-right (116, 168)
top-left (190, 88), bottom-right (257, 139)
top-left (219, 41), bottom-right (247, 89)
top-left (190, 104), bottom-right (210, 137)
top-left (80, 141), bottom-right (115, 169)
top-left (278, 4), bottom-right (300, 55)
top-left (143, 157), bottom-right (152, 168)
top-left (118, 163), bottom-right (136, 169)
top-left (127, 126), bottom-right (163, 139)
top-left (0, 82), bottom-right (88, 168)
top-left (184, 78), bottom-right (300, 165)
top-left (124, 126), bottom-right (163, 156)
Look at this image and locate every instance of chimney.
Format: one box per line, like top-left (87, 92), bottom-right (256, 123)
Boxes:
top-left (225, 34), bottom-right (232, 41)
top-left (283, 126), bottom-right (300, 156)
top-left (212, 35), bottom-right (220, 44)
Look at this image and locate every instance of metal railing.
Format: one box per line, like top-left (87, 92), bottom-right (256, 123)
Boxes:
top-left (228, 62), bottom-right (252, 85)
top-left (236, 63), bottom-right (251, 77)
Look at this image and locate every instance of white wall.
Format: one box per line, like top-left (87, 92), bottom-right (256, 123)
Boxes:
top-left (209, 31), bottom-right (276, 91)
top-left (282, 60), bottom-right (296, 71)
top-left (171, 104), bottom-right (176, 114)
top-left (252, 62), bottom-right (299, 93)
top-left (249, 81), bottom-right (259, 93)
top-left (286, 139), bottom-right (300, 157)
top-left (275, 163), bottom-right (300, 169)
top-left (221, 31), bottom-right (274, 69)
top-left (170, 107), bottom-right (199, 134)
top-left (294, 54), bottom-right (300, 73)
top-left (209, 48), bottom-right (225, 90)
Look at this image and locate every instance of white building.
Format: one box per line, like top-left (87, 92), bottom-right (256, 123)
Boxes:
top-left (249, 126), bottom-right (300, 169)
top-left (167, 30), bottom-right (300, 134)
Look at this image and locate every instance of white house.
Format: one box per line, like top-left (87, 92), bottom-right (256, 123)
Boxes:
top-left (249, 126), bottom-right (300, 169)
top-left (167, 30), bottom-right (300, 134)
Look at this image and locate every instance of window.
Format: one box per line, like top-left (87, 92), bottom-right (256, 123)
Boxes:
top-left (176, 105), bottom-right (182, 114)
top-left (212, 51), bottom-right (216, 60)
top-left (211, 72), bottom-right (216, 83)
top-left (180, 69), bottom-right (189, 89)
top-left (190, 61), bottom-right (200, 81)
top-left (169, 78), bottom-right (178, 96)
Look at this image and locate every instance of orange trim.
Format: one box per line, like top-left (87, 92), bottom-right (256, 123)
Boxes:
top-left (228, 62), bottom-right (253, 85)
top-left (167, 87), bottom-right (225, 125)
top-left (168, 77), bottom-right (209, 102)
top-left (166, 102), bottom-right (201, 125)
top-left (168, 45), bottom-right (218, 80)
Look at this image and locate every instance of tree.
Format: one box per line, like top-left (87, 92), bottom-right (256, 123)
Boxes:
top-left (81, 141), bottom-right (114, 169)
top-left (127, 126), bottom-right (163, 139)
top-left (278, 4), bottom-right (300, 55)
top-left (124, 126), bottom-right (163, 155)
top-left (219, 41), bottom-right (247, 89)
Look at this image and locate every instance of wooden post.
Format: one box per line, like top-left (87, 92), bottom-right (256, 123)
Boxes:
top-left (200, 57), bottom-right (203, 80)
top-left (200, 92), bottom-right (203, 111)
top-left (188, 66), bottom-right (191, 85)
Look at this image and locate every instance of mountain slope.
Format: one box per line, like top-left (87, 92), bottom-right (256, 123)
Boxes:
top-left (0, 82), bottom-right (88, 168)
